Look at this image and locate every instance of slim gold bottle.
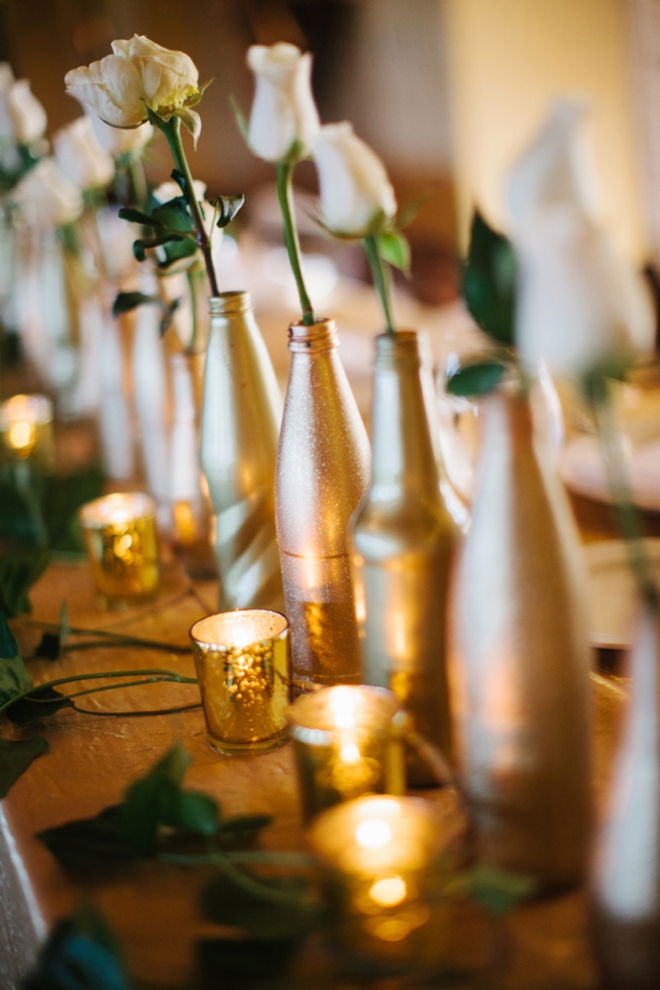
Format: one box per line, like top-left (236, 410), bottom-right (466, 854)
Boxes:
top-left (592, 603), bottom-right (660, 989)
top-left (276, 319), bottom-right (371, 688)
top-left (200, 292), bottom-right (283, 611)
top-left (350, 331), bottom-right (457, 784)
top-left (448, 390), bottom-right (592, 890)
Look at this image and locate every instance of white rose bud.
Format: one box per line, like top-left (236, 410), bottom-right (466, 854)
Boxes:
top-left (86, 108), bottom-right (153, 157)
top-left (65, 35), bottom-right (203, 140)
top-left (0, 78), bottom-right (47, 145)
top-left (246, 42), bottom-right (319, 163)
top-left (507, 100), bottom-right (654, 377)
top-left (12, 158), bottom-right (83, 228)
top-left (54, 116), bottom-right (115, 192)
top-left (312, 122), bottom-right (397, 238)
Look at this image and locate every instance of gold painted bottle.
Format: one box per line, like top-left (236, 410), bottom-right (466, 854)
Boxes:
top-left (276, 319), bottom-right (371, 688)
top-left (448, 390), bottom-right (592, 890)
top-left (350, 331), bottom-right (458, 784)
top-left (592, 603), bottom-right (660, 989)
top-left (200, 292), bottom-right (284, 611)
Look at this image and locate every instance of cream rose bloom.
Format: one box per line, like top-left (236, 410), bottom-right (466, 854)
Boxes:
top-left (86, 108), bottom-right (153, 157)
top-left (246, 43), bottom-right (319, 163)
top-left (54, 117), bottom-right (115, 192)
top-left (12, 158), bottom-right (83, 228)
top-left (65, 35), bottom-right (202, 138)
top-left (312, 122), bottom-right (396, 238)
top-left (0, 77), bottom-right (47, 145)
top-left (507, 100), bottom-right (654, 377)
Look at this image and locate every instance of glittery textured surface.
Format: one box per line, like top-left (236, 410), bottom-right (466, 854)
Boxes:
top-left (276, 320), bottom-right (371, 685)
top-left (201, 293), bottom-right (284, 611)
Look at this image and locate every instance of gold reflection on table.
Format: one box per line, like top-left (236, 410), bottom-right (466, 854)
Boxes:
top-left (190, 609), bottom-right (291, 755)
top-left (0, 393), bottom-right (54, 464)
top-left (288, 685), bottom-right (400, 821)
top-left (79, 492), bottom-right (160, 607)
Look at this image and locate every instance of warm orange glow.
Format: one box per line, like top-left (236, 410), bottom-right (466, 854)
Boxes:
top-left (8, 420), bottom-right (34, 451)
top-left (340, 741), bottom-right (361, 764)
top-left (368, 875), bottom-right (407, 907)
top-left (355, 819), bottom-right (392, 849)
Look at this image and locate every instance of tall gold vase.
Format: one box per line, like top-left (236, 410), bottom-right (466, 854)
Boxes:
top-left (448, 390), bottom-right (592, 890)
top-left (592, 604), bottom-right (660, 989)
top-left (200, 291), bottom-right (283, 611)
top-left (350, 331), bottom-right (458, 784)
top-left (276, 319), bottom-right (371, 688)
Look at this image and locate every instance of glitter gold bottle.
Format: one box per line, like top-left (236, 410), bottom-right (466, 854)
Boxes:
top-left (201, 292), bottom-right (284, 611)
top-left (276, 319), bottom-right (371, 688)
top-left (350, 332), bottom-right (457, 784)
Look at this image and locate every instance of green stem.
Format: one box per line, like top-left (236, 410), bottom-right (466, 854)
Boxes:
top-left (363, 236), bottom-right (396, 334)
top-left (592, 387), bottom-right (659, 608)
top-left (160, 851), bottom-right (315, 869)
top-left (160, 849), bottom-right (315, 906)
top-left (26, 676), bottom-right (191, 703)
top-left (276, 162), bottom-right (315, 325)
top-left (19, 618), bottom-right (191, 654)
top-left (160, 116), bottom-right (219, 297)
top-left (186, 268), bottom-right (200, 352)
top-left (129, 154), bottom-right (148, 212)
top-left (0, 669), bottom-right (197, 717)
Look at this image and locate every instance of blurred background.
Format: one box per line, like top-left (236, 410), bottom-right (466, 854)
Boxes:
top-left (0, 0), bottom-right (654, 303)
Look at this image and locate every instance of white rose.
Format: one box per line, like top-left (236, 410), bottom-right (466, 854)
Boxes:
top-left (54, 116), bottom-right (115, 192)
top-left (507, 100), bottom-right (654, 377)
top-left (0, 63), bottom-right (15, 91)
top-left (0, 79), bottom-right (47, 145)
top-left (65, 35), bottom-right (202, 137)
top-left (12, 158), bottom-right (83, 228)
top-left (86, 108), bottom-right (153, 157)
top-left (246, 43), bottom-right (319, 163)
top-left (312, 122), bottom-right (397, 238)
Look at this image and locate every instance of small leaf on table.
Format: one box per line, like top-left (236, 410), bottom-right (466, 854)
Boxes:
top-left (0, 736), bottom-right (48, 797)
top-left (37, 805), bottom-right (142, 876)
top-left (6, 685), bottom-right (73, 726)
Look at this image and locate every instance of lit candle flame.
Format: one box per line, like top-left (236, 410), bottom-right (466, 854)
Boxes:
top-left (368, 875), bottom-right (407, 907)
top-left (355, 819), bottom-right (392, 849)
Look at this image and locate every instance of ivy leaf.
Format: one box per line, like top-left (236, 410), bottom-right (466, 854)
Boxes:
top-left (23, 903), bottom-right (131, 990)
top-left (467, 864), bottom-right (537, 915)
top-left (6, 685), bottom-right (73, 726)
top-left (0, 610), bottom-right (18, 658)
top-left (0, 548), bottom-right (50, 617)
top-left (37, 805), bottom-right (141, 876)
top-left (376, 230), bottom-right (411, 275)
top-left (463, 210), bottom-right (517, 346)
top-left (0, 650), bottom-right (32, 707)
top-left (121, 742), bottom-right (219, 854)
top-left (0, 736), bottom-right (48, 798)
top-left (117, 206), bottom-right (160, 227)
top-left (200, 870), bottom-right (322, 939)
top-left (446, 360), bottom-right (508, 398)
top-left (112, 291), bottom-right (160, 317)
top-left (133, 232), bottom-right (185, 263)
top-left (197, 937), bottom-right (299, 988)
top-left (212, 193), bottom-right (245, 229)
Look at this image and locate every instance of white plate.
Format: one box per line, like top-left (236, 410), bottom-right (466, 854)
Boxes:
top-left (583, 539), bottom-right (660, 649)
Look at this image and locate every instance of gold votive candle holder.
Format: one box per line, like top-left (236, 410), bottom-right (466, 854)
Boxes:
top-left (0, 394), bottom-right (54, 464)
top-left (308, 794), bottom-right (451, 961)
top-left (288, 685), bottom-right (401, 821)
top-left (79, 492), bottom-right (160, 607)
top-left (190, 609), bottom-right (292, 756)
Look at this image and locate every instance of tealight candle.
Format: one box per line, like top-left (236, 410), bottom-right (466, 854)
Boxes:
top-left (308, 794), bottom-right (454, 959)
top-left (0, 394), bottom-right (54, 463)
top-left (190, 610), bottom-right (292, 755)
top-left (288, 685), bottom-right (401, 821)
top-left (79, 493), bottom-right (160, 607)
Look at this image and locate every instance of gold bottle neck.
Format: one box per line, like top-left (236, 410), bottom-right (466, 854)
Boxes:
top-left (209, 291), bottom-right (253, 316)
top-left (288, 319), bottom-right (338, 354)
top-left (374, 330), bottom-right (421, 369)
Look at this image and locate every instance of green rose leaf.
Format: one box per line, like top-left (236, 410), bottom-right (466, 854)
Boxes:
top-left (376, 230), bottom-right (411, 275)
top-left (117, 206), bottom-right (160, 227)
top-left (6, 685), bottom-right (73, 726)
top-left (446, 360), bottom-right (508, 398)
top-left (112, 291), bottom-right (161, 317)
top-left (132, 232), bottom-right (186, 263)
top-left (169, 168), bottom-right (187, 195)
top-left (23, 903), bottom-right (130, 990)
top-left (155, 237), bottom-right (199, 269)
top-left (200, 869), bottom-right (322, 939)
top-left (152, 198), bottom-right (195, 234)
top-left (463, 210), bottom-right (517, 346)
top-left (0, 736), bottom-right (48, 798)
top-left (212, 193), bottom-right (245, 229)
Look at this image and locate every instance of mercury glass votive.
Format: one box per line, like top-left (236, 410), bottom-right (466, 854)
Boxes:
top-left (308, 794), bottom-right (451, 959)
top-left (79, 493), bottom-right (160, 607)
top-left (0, 394), bottom-right (54, 464)
top-left (288, 685), bottom-right (400, 821)
top-left (190, 610), bottom-right (292, 755)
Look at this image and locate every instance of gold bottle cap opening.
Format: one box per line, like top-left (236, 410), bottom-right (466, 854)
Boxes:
top-left (375, 330), bottom-right (421, 368)
top-left (209, 291), bottom-right (252, 316)
top-left (288, 318), bottom-right (338, 353)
